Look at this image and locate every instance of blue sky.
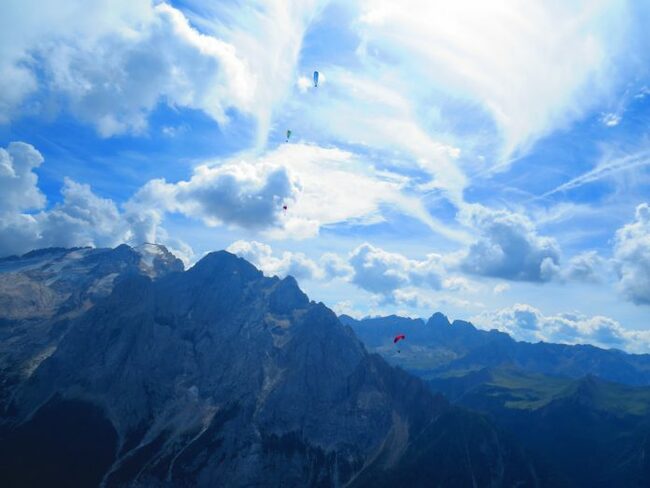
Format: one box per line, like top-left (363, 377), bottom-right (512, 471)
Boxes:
top-left (1, 0), bottom-right (649, 351)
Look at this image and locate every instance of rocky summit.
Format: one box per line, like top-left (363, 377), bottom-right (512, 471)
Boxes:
top-left (0, 245), bottom-right (535, 487)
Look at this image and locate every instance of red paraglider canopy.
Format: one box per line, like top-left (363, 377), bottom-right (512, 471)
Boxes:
top-left (393, 334), bottom-right (406, 344)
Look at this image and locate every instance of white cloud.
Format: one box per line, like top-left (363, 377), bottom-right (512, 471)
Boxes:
top-left (36, 178), bottom-right (128, 249)
top-left (355, 0), bottom-right (629, 160)
top-left (493, 283), bottom-right (510, 295)
top-left (46, 3), bottom-right (254, 137)
top-left (348, 243), bottom-right (444, 298)
top-left (226, 240), bottom-right (472, 308)
top-left (441, 276), bottom-right (475, 293)
top-left (142, 143), bottom-right (464, 241)
top-left (458, 204), bottom-right (560, 282)
top-left (0, 142), bottom-right (46, 214)
top-left (563, 251), bottom-right (608, 283)
top-left (202, 0), bottom-right (326, 146)
top-left (287, 68), bottom-right (467, 205)
top-left (320, 252), bottom-right (353, 280)
top-left (280, 62), bottom-right (468, 209)
top-left (331, 300), bottom-right (360, 319)
top-left (174, 163), bottom-right (295, 229)
top-left (613, 203), bottom-right (650, 305)
top-left (0, 139), bottom-right (465, 261)
top-left (0, 174), bottom-right (129, 256)
top-left (349, 243), bottom-right (412, 295)
top-left (271, 143), bottom-right (421, 237)
top-left (0, 214), bottom-right (41, 258)
top-left (600, 112), bottom-right (622, 127)
top-left (0, 141), bottom-right (191, 258)
top-left (225, 239), bottom-right (491, 315)
top-left (0, 1), bottom-right (323, 141)
top-left (543, 147), bottom-right (650, 198)
top-left (472, 303), bottom-right (650, 353)
top-left (297, 75), bottom-right (312, 93)
top-left (227, 240), bottom-right (321, 280)
top-left (391, 286), bottom-right (481, 312)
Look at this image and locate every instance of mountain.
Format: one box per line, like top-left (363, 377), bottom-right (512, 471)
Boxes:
top-left (0, 246), bottom-right (535, 487)
top-left (342, 314), bottom-right (650, 486)
top-left (0, 244), bottom-right (183, 413)
top-left (340, 313), bottom-right (650, 386)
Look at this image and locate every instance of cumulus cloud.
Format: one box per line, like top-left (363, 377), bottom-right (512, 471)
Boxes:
top-left (320, 252), bottom-right (353, 280)
top-left (226, 239), bottom-right (489, 313)
top-left (348, 243), bottom-right (444, 299)
top-left (613, 203), bottom-right (650, 305)
top-left (0, 142), bottom-right (46, 214)
top-left (0, 174), bottom-right (129, 256)
top-left (227, 240), bottom-right (321, 280)
top-left (226, 239), bottom-right (477, 308)
top-left (458, 205), bottom-right (560, 282)
top-left (349, 244), bottom-right (412, 295)
top-left (40, 4), bottom-right (254, 136)
top-left (0, 141), bottom-right (190, 258)
top-left (227, 240), bottom-right (357, 282)
top-left (0, 139), bottom-right (458, 261)
top-left (134, 143), bottom-right (462, 241)
top-left (563, 251), bottom-right (608, 283)
top-left (160, 162), bottom-right (295, 230)
top-left (36, 178), bottom-right (128, 249)
top-left (1, 1), bottom-right (322, 140)
top-left (472, 304), bottom-right (650, 353)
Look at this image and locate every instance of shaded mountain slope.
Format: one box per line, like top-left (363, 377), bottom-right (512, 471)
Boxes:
top-left (428, 367), bottom-right (650, 487)
top-left (343, 313), bottom-right (650, 486)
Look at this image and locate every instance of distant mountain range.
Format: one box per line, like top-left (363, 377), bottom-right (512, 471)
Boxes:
top-left (341, 313), bottom-right (650, 486)
top-left (339, 313), bottom-right (650, 386)
top-left (0, 246), bottom-right (535, 487)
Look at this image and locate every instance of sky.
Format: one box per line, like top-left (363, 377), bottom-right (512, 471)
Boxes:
top-left (1, 0), bottom-right (649, 352)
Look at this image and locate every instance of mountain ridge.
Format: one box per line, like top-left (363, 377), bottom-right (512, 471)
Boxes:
top-left (341, 312), bottom-right (650, 386)
top-left (0, 245), bottom-right (535, 487)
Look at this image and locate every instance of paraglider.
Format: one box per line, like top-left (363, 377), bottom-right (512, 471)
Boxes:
top-left (286, 129), bottom-right (292, 142)
top-left (313, 70), bottom-right (319, 88)
top-left (282, 204), bottom-right (288, 212)
top-left (393, 334), bottom-right (406, 353)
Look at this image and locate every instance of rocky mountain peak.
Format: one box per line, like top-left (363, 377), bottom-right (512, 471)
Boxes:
top-left (133, 243), bottom-right (184, 277)
top-left (269, 275), bottom-right (309, 314)
top-left (189, 250), bottom-right (261, 281)
top-left (426, 311), bottom-right (450, 328)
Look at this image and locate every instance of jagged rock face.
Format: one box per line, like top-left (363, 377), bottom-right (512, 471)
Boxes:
top-left (0, 245), bottom-right (183, 412)
top-left (0, 246), bottom-right (535, 487)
